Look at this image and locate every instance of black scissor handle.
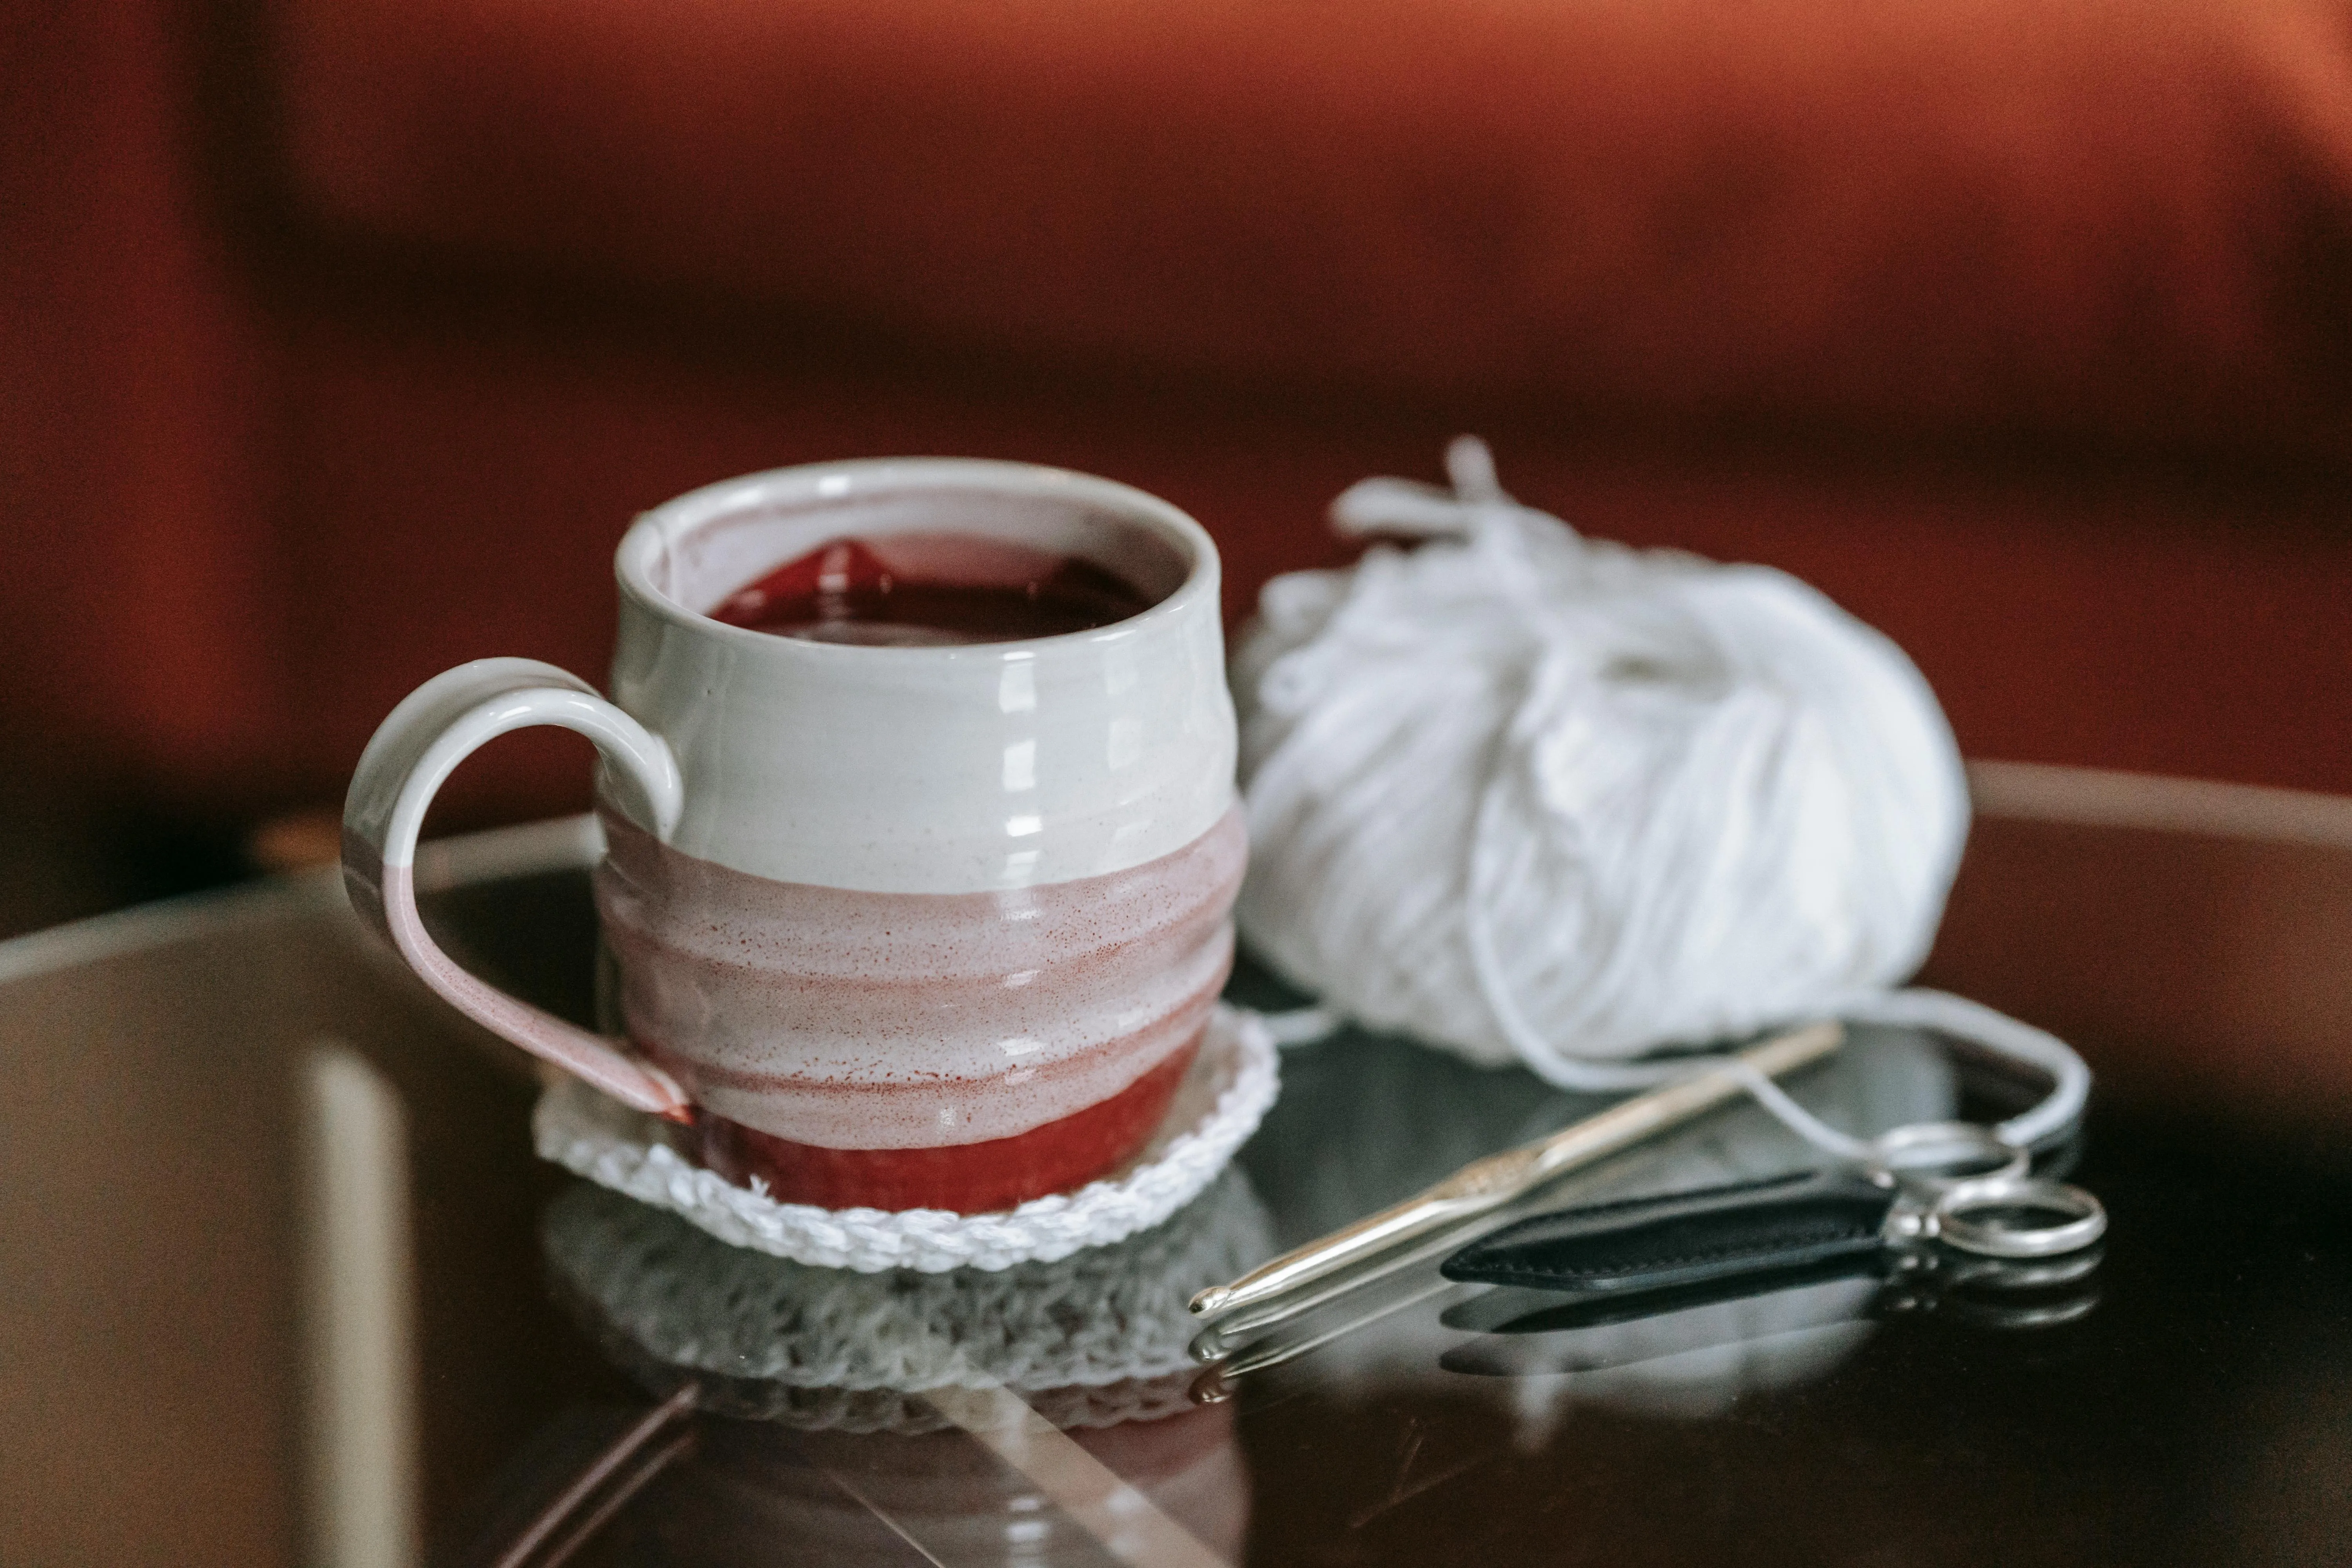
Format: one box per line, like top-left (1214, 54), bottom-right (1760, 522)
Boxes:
top-left (1439, 1169), bottom-right (1895, 1298)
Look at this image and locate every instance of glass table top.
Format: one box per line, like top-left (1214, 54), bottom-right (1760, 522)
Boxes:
top-left (428, 862), bottom-right (2352, 1567)
top-left (4, 820), bottom-right (2349, 1567)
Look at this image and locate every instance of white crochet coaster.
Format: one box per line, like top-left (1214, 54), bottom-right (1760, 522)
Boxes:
top-left (534, 1004), bottom-right (1280, 1272)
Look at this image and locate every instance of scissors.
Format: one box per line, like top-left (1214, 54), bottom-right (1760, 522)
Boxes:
top-left (1439, 1120), bottom-right (2106, 1307)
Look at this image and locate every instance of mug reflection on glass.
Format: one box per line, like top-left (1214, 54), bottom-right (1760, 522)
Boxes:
top-left (541, 1167), bottom-right (1274, 1430)
top-left (343, 461), bottom-right (1243, 1212)
top-left (521, 1172), bottom-right (1272, 1566)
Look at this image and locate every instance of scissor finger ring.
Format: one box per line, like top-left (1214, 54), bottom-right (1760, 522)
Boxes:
top-left (1928, 1174), bottom-right (2107, 1259)
top-left (1866, 1120), bottom-right (2031, 1191)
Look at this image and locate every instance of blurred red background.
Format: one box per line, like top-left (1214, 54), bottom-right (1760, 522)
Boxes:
top-left (6, 0), bottom-right (2351, 930)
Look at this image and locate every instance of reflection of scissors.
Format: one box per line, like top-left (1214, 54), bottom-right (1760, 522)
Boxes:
top-left (1440, 1121), bottom-right (2105, 1306)
top-left (1437, 1242), bottom-right (2104, 1383)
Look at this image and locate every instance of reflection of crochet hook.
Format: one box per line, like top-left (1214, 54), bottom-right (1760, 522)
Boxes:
top-left (1187, 1021), bottom-right (1844, 1322)
top-left (1191, 1274), bottom-right (1462, 1403)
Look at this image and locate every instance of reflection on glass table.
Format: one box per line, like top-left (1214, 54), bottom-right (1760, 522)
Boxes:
top-left (1198, 1015), bottom-right (1973, 1426)
top-left (477, 976), bottom-right (2095, 1566)
top-left (479, 1170), bottom-right (1270, 1566)
top-left (8, 791), bottom-right (2352, 1568)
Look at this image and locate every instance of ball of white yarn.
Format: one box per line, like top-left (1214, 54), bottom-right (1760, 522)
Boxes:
top-left (1232, 439), bottom-right (1969, 1083)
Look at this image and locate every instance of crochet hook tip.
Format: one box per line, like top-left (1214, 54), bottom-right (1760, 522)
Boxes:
top-left (1189, 1365), bottom-right (1234, 1405)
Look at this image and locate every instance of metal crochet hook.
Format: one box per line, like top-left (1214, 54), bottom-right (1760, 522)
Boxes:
top-left (1187, 1020), bottom-right (1845, 1322)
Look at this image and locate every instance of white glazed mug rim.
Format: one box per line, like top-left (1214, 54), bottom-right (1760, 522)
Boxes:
top-left (613, 456), bottom-right (1222, 659)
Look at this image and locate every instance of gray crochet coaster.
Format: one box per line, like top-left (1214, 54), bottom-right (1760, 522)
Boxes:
top-left (543, 1165), bottom-right (1275, 1432)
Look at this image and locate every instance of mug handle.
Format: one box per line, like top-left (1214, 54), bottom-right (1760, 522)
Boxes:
top-left (342, 658), bottom-right (693, 1121)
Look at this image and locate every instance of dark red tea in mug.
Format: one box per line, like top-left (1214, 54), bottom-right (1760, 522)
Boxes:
top-left (709, 533), bottom-right (1155, 645)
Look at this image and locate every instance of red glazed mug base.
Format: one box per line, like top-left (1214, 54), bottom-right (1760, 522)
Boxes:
top-left (695, 1038), bottom-right (1202, 1214)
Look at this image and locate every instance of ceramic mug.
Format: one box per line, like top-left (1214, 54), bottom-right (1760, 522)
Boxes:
top-left (343, 460), bottom-right (1244, 1212)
